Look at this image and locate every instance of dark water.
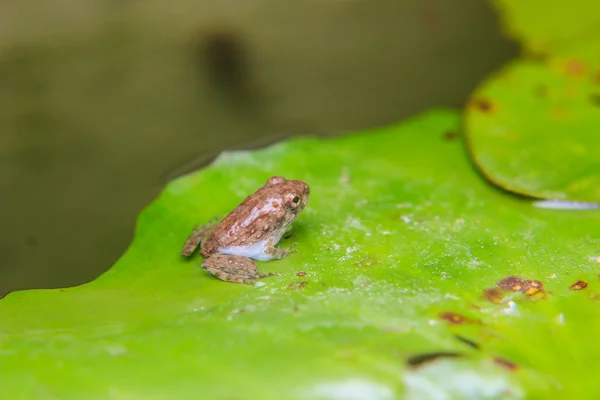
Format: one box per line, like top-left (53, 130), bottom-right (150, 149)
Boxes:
top-left (0, 0), bottom-right (516, 296)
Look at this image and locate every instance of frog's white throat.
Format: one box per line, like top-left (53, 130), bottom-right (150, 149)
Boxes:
top-left (217, 229), bottom-right (286, 261)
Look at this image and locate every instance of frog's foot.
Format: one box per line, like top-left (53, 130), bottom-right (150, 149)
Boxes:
top-left (181, 218), bottom-right (219, 257)
top-left (202, 254), bottom-right (276, 284)
top-left (265, 240), bottom-right (298, 260)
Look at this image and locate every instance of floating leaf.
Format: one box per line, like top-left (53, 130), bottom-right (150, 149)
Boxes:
top-left (1, 110), bottom-right (599, 398)
top-left (493, 0), bottom-right (600, 54)
top-left (464, 42), bottom-right (600, 202)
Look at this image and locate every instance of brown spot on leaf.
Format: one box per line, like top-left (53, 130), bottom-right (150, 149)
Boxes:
top-left (494, 357), bottom-right (518, 372)
top-left (494, 276), bottom-right (547, 300)
top-left (522, 280), bottom-right (544, 296)
top-left (470, 98), bottom-right (494, 113)
top-left (498, 276), bottom-right (525, 292)
top-left (483, 287), bottom-right (504, 304)
top-left (570, 280), bottom-right (588, 290)
top-left (296, 271), bottom-right (306, 277)
top-left (443, 131), bottom-right (457, 141)
top-left (564, 59), bottom-right (587, 76)
top-left (287, 281), bottom-right (308, 290)
top-left (406, 352), bottom-right (463, 368)
top-left (439, 312), bottom-right (476, 325)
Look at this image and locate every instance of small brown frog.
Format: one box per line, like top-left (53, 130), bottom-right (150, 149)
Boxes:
top-left (182, 176), bottom-right (310, 284)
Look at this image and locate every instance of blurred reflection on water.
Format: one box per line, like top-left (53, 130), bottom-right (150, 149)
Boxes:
top-left (0, 0), bottom-right (516, 295)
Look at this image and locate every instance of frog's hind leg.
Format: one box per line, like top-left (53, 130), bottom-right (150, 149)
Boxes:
top-left (181, 218), bottom-right (219, 257)
top-left (202, 254), bottom-right (276, 284)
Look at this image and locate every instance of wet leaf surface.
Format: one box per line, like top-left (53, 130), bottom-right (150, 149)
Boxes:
top-left (1, 110), bottom-right (599, 398)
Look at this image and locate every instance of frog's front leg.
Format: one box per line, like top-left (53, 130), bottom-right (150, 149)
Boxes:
top-left (264, 236), bottom-right (297, 260)
top-left (202, 254), bottom-right (276, 284)
top-left (282, 224), bottom-right (294, 239)
top-left (181, 218), bottom-right (219, 257)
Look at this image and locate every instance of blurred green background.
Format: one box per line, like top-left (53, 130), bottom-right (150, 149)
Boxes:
top-left (0, 0), bottom-right (516, 296)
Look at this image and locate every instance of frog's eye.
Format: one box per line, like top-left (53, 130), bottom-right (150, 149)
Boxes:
top-left (288, 194), bottom-right (301, 208)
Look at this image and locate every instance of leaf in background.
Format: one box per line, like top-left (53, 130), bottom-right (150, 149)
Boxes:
top-left (1, 110), bottom-right (599, 399)
top-left (493, 0), bottom-right (600, 54)
top-left (464, 42), bottom-right (600, 202)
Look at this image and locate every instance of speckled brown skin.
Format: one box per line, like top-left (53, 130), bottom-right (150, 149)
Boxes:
top-left (201, 176), bottom-right (309, 256)
top-left (181, 176), bottom-right (310, 284)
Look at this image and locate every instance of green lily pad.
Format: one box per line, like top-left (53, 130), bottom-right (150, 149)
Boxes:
top-left (464, 43), bottom-right (600, 202)
top-left (493, 0), bottom-right (600, 54)
top-left (2, 109), bottom-right (600, 399)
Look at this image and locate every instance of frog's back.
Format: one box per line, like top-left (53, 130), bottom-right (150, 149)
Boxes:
top-left (200, 187), bottom-right (287, 256)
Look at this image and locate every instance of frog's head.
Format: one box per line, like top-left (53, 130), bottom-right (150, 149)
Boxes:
top-left (284, 180), bottom-right (310, 215)
top-left (265, 176), bottom-right (310, 216)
